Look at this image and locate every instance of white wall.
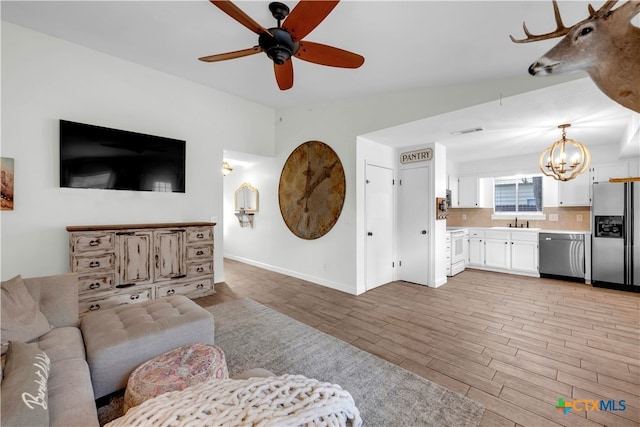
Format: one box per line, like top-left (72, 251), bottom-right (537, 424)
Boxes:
top-left (221, 74), bottom-right (589, 295)
top-left (1, 23), bottom-right (275, 281)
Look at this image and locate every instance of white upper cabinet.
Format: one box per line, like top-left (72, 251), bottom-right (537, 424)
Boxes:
top-left (455, 176), bottom-right (492, 208)
top-left (591, 162), bottom-right (629, 184)
top-left (556, 162), bottom-right (631, 207)
top-left (558, 170), bottom-right (591, 207)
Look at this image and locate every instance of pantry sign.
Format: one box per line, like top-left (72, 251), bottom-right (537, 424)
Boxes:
top-left (400, 148), bottom-right (432, 164)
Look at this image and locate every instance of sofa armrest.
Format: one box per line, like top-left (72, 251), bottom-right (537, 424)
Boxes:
top-left (23, 273), bottom-right (79, 328)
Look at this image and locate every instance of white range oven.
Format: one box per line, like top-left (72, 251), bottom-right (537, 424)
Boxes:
top-left (447, 228), bottom-right (468, 276)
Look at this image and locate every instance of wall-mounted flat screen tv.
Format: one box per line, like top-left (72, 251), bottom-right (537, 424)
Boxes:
top-left (60, 120), bottom-right (185, 193)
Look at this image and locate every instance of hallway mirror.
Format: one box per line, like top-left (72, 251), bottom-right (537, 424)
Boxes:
top-left (235, 183), bottom-right (258, 213)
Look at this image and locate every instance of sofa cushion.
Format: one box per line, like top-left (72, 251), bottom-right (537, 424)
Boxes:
top-left (23, 273), bottom-right (79, 328)
top-left (1, 275), bottom-right (52, 354)
top-left (0, 341), bottom-right (50, 427)
top-left (47, 358), bottom-right (99, 427)
top-left (36, 327), bottom-right (86, 363)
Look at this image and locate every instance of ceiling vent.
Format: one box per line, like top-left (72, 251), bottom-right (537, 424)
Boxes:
top-left (451, 127), bottom-right (484, 136)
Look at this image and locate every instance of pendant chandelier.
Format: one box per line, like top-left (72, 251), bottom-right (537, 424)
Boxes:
top-left (539, 124), bottom-right (591, 182)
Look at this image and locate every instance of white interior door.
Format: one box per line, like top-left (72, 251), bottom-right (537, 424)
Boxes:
top-left (365, 164), bottom-right (394, 290)
top-left (399, 166), bottom-right (429, 285)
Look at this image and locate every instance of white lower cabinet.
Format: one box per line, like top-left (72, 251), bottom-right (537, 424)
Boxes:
top-left (466, 229), bottom-right (539, 277)
top-left (484, 231), bottom-right (510, 269)
top-left (510, 232), bottom-right (539, 274)
top-left (467, 229), bottom-right (484, 267)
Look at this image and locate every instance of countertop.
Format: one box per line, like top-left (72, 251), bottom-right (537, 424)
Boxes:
top-left (448, 226), bottom-right (591, 234)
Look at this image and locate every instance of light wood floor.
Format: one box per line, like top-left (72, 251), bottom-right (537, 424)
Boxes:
top-left (195, 259), bottom-right (640, 427)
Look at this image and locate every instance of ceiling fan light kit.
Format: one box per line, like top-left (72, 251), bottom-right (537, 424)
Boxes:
top-left (200, 0), bottom-right (364, 90)
top-left (259, 28), bottom-right (298, 65)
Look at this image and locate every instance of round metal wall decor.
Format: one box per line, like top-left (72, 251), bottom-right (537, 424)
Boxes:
top-left (278, 141), bottom-right (346, 240)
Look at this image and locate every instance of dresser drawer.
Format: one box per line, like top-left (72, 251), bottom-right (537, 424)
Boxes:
top-left (156, 280), bottom-right (213, 299)
top-left (186, 244), bottom-right (213, 260)
top-left (186, 227), bottom-right (213, 243)
top-left (186, 260), bottom-right (213, 277)
top-left (77, 273), bottom-right (115, 294)
top-left (79, 287), bottom-right (153, 316)
top-left (72, 253), bottom-right (116, 273)
top-left (70, 232), bottom-right (116, 253)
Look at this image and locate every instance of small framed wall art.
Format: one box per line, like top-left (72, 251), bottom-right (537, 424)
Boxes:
top-left (1, 157), bottom-right (14, 211)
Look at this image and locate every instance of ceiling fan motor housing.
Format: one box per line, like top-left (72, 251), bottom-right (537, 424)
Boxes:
top-left (259, 28), bottom-right (299, 65)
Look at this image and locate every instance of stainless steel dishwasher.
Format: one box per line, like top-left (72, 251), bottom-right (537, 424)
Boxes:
top-left (539, 233), bottom-right (585, 282)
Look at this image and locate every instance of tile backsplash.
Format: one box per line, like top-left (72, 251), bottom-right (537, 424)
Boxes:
top-left (447, 207), bottom-right (590, 231)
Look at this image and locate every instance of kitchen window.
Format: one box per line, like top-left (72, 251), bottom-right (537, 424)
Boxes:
top-left (494, 176), bottom-right (543, 213)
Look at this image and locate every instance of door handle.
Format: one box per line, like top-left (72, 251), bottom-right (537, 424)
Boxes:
top-left (421, 230), bottom-right (427, 235)
top-left (367, 232), bottom-right (373, 236)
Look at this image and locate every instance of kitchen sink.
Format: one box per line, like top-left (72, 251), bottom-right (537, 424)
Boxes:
top-left (490, 227), bottom-right (541, 231)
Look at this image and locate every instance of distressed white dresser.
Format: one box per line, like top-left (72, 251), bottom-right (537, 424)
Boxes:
top-left (67, 222), bottom-right (215, 316)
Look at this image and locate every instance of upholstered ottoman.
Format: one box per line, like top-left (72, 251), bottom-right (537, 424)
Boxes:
top-left (123, 343), bottom-right (228, 412)
top-left (81, 295), bottom-right (215, 399)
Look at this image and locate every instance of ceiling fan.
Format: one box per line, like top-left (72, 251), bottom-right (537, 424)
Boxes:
top-left (199, 0), bottom-right (365, 90)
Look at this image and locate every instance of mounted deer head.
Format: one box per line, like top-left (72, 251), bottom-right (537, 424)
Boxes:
top-left (511, 0), bottom-right (640, 113)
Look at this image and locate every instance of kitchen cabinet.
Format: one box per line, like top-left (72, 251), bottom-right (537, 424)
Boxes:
top-left (457, 176), bottom-right (481, 207)
top-left (453, 176), bottom-right (492, 208)
top-left (510, 231), bottom-right (538, 274)
top-left (484, 231), bottom-right (510, 269)
top-left (464, 228), bottom-right (539, 277)
top-left (467, 229), bottom-right (484, 267)
top-left (591, 162), bottom-right (629, 184)
top-left (558, 171), bottom-right (591, 206)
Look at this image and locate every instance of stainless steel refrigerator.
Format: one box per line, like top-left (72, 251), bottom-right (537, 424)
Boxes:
top-left (592, 182), bottom-right (639, 290)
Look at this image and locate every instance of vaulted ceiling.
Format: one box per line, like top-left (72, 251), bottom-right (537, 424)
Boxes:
top-left (3, 1), bottom-right (638, 162)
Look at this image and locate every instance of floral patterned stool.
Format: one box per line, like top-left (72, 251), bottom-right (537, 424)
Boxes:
top-left (123, 343), bottom-right (228, 412)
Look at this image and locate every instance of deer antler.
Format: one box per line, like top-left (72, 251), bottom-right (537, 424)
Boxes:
top-left (510, 0), bottom-right (571, 43)
top-left (588, 0), bottom-right (618, 17)
top-left (510, 0), bottom-right (622, 43)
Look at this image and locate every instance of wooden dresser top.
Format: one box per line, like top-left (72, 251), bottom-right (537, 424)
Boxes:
top-left (66, 222), bottom-right (216, 232)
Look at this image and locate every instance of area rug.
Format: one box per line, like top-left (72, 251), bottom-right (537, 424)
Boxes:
top-left (99, 297), bottom-right (484, 426)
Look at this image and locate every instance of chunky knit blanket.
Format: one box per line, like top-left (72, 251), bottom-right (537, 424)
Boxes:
top-left (106, 374), bottom-right (362, 427)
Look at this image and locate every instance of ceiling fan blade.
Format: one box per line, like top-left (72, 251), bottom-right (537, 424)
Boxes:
top-left (210, 0), bottom-right (271, 36)
top-left (295, 41), bottom-right (364, 68)
top-left (274, 61), bottom-right (294, 90)
top-left (282, 0), bottom-right (339, 42)
top-left (199, 46), bottom-right (262, 62)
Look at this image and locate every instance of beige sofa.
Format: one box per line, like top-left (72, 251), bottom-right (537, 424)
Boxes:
top-left (1, 273), bottom-right (99, 426)
top-left (1, 273), bottom-right (215, 427)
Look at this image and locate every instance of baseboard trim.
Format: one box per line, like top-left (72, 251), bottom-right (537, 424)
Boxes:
top-left (224, 255), bottom-right (357, 295)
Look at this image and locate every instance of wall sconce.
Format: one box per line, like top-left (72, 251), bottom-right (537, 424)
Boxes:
top-left (539, 124), bottom-right (591, 182)
top-left (222, 161), bottom-right (233, 176)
